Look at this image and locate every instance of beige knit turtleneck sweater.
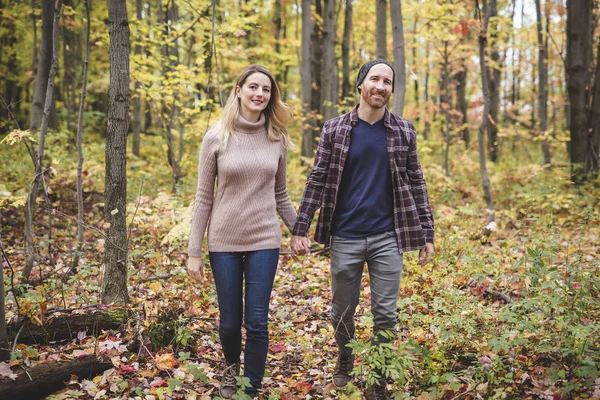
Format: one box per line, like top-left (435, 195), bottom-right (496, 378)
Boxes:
top-left (187, 114), bottom-right (297, 256)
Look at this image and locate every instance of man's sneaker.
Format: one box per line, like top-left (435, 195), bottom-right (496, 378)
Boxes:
top-left (219, 361), bottom-right (240, 399)
top-left (364, 383), bottom-right (389, 400)
top-left (332, 353), bottom-right (354, 387)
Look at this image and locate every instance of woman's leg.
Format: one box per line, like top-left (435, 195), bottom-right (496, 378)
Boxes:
top-left (242, 248), bottom-right (279, 394)
top-left (209, 252), bottom-right (244, 364)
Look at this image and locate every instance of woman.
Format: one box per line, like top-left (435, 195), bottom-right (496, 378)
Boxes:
top-left (187, 65), bottom-right (296, 398)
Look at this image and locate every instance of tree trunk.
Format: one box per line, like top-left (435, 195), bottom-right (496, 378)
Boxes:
top-left (376, 0), bottom-right (387, 59)
top-left (0, 240), bottom-right (9, 362)
top-left (536, 0), bottom-right (551, 165)
top-left (0, 356), bottom-right (113, 399)
top-left (455, 64), bottom-right (469, 147)
top-left (341, 0), bottom-right (352, 100)
top-left (423, 40), bottom-right (431, 140)
top-left (390, 0), bottom-right (405, 116)
top-left (73, 0), bottom-right (91, 272)
top-left (132, 0), bottom-right (143, 157)
top-left (591, 39), bottom-right (600, 175)
top-left (23, 0), bottom-right (62, 281)
top-left (487, 0), bottom-right (500, 162)
top-left (62, 0), bottom-right (80, 134)
top-left (30, 0), bottom-right (56, 132)
top-left (412, 18), bottom-right (419, 125)
top-left (566, 0), bottom-right (595, 182)
top-left (301, 0), bottom-right (315, 158)
top-left (310, 0), bottom-right (323, 124)
top-left (441, 42), bottom-right (451, 176)
top-left (103, 0), bottom-right (130, 305)
top-left (478, 0), bottom-right (495, 224)
top-left (321, 0), bottom-right (337, 121)
top-left (0, 6), bottom-right (24, 132)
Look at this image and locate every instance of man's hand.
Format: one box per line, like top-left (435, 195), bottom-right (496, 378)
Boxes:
top-left (187, 256), bottom-right (204, 282)
top-left (418, 243), bottom-right (435, 266)
top-left (291, 235), bottom-right (312, 258)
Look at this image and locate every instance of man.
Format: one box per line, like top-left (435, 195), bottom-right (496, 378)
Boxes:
top-left (291, 59), bottom-right (434, 399)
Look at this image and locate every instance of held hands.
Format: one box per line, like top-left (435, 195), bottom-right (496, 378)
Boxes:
top-left (291, 235), bottom-right (312, 259)
top-left (418, 242), bottom-right (435, 266)
top-left (187, 256), bottom-right (204, 282)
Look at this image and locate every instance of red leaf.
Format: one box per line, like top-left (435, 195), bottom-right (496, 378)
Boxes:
top-left (269, 343), bottom-right (287, 353)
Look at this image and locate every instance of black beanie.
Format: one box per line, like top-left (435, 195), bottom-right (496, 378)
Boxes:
top-left (356, 59), bottom-right (395, 93)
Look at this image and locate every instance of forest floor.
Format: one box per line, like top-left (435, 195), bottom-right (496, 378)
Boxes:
top-left (1, 139), bottom-right (599, 399)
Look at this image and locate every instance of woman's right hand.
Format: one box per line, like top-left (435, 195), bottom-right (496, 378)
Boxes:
top-left (187, 256), bottom-right (204, 282)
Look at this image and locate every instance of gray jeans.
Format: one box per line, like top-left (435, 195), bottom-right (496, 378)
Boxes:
top-left (330, 231), bottom-right (403, 355)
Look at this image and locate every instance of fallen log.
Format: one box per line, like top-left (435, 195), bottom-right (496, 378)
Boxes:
top-left (0, 355), bottom-right (112, 399)
top-left (9, 309), bottom-right (131, 345)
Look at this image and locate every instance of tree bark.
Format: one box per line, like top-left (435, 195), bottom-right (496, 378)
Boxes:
top-left (62, 0), bottom-right (81, 133)
top-left (390, 0), bottom-right (405, 116)
top-left (341, 0), bottom-right (352, 100)
top-left (321, 0), bottom-right (337, 121)
top-left (376, 0), bottom-right (387, 59)
top-left (478, 0), bottom-right (495, 224)
top-left (455, 66), bottom-right (469, 147)
top-left (536, 0), bottom-right (551, 165)
top-left (486, 0), bottom-right (500, 162)
top-left (73, 0), bottom-right (91, 272)
top-left (310, 0), bottom-right (323, 123)
top-left (300, 0), bottom-right (315, 158)
top-left (0, 240), bottom-right (9, 362)
top-left (566, 0), bottom-right (597, 182)
top-left (23, 0), bottom-right (62, 281)
top-left (441, 42), bottom-right (451, 176)
top-left (8, 309), bottom-right (130, 344)
top-left (30, 0), bottom-right (55, 132)
top-left (0, 356), bottom-right (113, 399)
top-left (103, 0), bottom-right (130, 305)
top-left (132, 0), bottom-right (143, 157)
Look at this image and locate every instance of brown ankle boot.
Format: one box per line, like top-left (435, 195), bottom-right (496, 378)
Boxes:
top-left (332, 353), bottom-right (354, 388)
top-left (219, 361), bottom-right (240, 399)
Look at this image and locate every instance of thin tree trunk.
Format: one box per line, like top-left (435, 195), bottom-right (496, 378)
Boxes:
top-left (412, 18), bottom-right (419, 125)
top-left (0, 239), bottom-right (9, 362)
top-left (321, 0), bottom-right (337, 121)
top-left (478, 0), bottom-right (495, 224)
top-left (310, 0), bottom-right (323, 126)
top-left (300, 0), bottom-right (315, 158)
top-left (423, 40), bottom-right (430, 140)
top-left (62, 0), bottom-right (80, 134)
top-left (487, 0), bottom-right (500, 162)
top-left (536, 0), bottom-right (551, 164)
top-left (341, 0), bottom-right (352, 100)
top-left (103, 0), bottom-right (130, 305)
top-left (390, 0), bottom-right (405, 116)
top-left (132, 0), bottom-right (143, 157)
top-left (29, 0), bottom-right (54, 132)
top-left (441, 42), bottom-right (451, 176)
top-left (376, 0), bottom-right (387, 59)
top-left (456, 66), bottom-right (469, 147)
top-left (73, 0), bottom-right (91, 272)
top-left (23, 0), bottom-right (62, 281)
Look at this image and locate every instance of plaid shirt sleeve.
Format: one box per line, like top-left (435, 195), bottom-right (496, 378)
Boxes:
top-left (406, 122), bottom-right (435, 243)
top-left (292, 123), bottom-right (333, 237)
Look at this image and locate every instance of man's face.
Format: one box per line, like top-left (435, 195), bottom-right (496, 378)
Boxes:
top-left (359, 64), bottom-right (393, 109)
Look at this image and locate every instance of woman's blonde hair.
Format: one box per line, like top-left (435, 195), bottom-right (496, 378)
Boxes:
top-left (216, 65), bottom-right (292, 149)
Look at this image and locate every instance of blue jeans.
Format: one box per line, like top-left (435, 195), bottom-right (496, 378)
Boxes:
top-left (209, 248), bottom-right (279, 394)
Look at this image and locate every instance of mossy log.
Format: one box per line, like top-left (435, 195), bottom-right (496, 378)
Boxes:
top-left (9, 308), bottom-right (131, 345)
top-left (0, 355), bottom-right (112, 399)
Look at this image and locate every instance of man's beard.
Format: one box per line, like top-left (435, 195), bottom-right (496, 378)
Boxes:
top-left (362, 88), bottom-right (390, 108)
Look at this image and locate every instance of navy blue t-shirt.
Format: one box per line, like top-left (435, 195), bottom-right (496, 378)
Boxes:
top-left (331, 118), bottom-right (395, 238)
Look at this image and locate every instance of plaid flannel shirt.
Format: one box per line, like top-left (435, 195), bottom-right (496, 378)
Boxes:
top-left (292, 106), bottom-right (434, 253)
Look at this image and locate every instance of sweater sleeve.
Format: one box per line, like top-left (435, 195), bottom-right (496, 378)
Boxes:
top-left (187, 130), bottom-right (218, 257)
top-left (275, 143), bottom-right (298, 232)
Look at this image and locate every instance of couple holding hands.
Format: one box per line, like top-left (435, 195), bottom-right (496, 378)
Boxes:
top-left (187, 60), bottom-right (434, 399)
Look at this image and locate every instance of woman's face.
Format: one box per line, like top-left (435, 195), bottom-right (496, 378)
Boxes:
top-left (236, 72), bottom-right (272, 121)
